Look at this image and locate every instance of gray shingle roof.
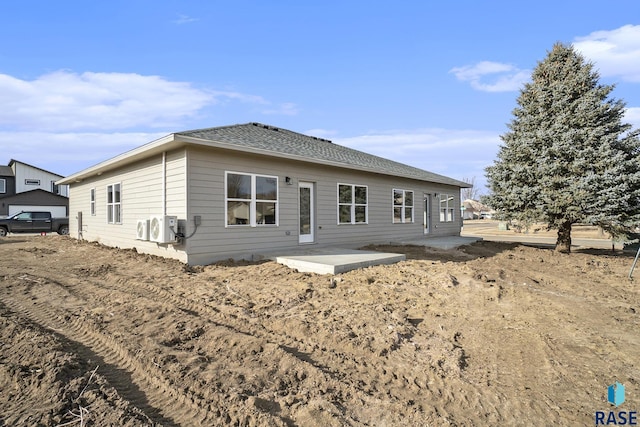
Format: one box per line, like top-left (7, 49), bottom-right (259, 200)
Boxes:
top-left (0, 166), bottom-right (13, 176)
top-left (177, 122), bottom-right (469, 187)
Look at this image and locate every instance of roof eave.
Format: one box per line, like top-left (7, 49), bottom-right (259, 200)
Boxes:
top-left (57, 132), bottom-right (470, 189)
top-left (57, 134), bottom-right (180, 184)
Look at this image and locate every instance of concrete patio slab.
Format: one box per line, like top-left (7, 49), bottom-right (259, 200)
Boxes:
top-left (267, 248), bottom-right (406, 275)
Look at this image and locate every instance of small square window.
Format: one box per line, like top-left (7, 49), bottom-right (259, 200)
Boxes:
top-left (338, 183), bottom-right (368, 224)
top-left (225, 172), bottom-right (279, 227)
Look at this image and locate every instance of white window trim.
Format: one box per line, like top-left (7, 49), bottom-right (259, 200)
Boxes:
top-left (225, 171), bottom-right (279, 227)
top-left (393, 189), bottom-right (414, 223)
top-left (439, 193), bottom-right (455, 223)
top-left (337, 183), bottom-right (368, 225)
top-left (0, 178), bottom-right (5, 193)
top-left (25, 179), bottom-right (40, 185)
top-left (90, 188), bottom-right (96, 216)
top-left (106, 183), bottom-right (122, 225)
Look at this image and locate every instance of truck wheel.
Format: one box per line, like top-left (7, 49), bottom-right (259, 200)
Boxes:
top-left (0, 227), bottom-right (7, 237)
top-left (57, 226), bottom-right (69, 235)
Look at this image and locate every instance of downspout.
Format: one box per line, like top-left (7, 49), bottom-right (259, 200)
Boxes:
top-left (162, 151), bottom-right (167, 216)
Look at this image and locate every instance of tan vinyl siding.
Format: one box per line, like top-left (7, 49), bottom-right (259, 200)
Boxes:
top-left (184, 147), bottom-right (462, 264)
top-left (67, 145), bottom-right (462, 266)
top-left (68, 150), bottom-right (188, 262)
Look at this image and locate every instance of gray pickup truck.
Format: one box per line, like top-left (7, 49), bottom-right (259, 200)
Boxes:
top-left (0, 211), bottom-right (69, 237)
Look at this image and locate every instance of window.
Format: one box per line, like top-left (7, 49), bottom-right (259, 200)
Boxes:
top-left (25, 179), bottom-right (40, 185)
top-left (439, 194), bottom-right (455, 222)
top-left (338, 183), bottom-right (368, 224)
top-left (13, 212), bottom-right (49, 220)
top-left (226, 172), bottom-right (278, 226)
top-left (393, 189), bottom-right (414, 223)
top-left (90, 188), bottom-right (96, 216)
top-left (51, 181), bottom-right (59, 194)
top-left (107, 183), bottom-right (121, 224)
top-left (0, 178), bottom-right (5, 193)
top-left (14, 212), bottom-right (32, 220)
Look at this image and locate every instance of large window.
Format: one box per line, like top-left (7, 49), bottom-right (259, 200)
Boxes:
top-left (393, 189), bottom-right (414, 223)
top-left (338, 183), bottom-right (368, 224)
top-left (439, 193), bottom-right (455, 222)
top-left (0, 178), bottom-right (5, 193)
top-left (90, 188), bottom-right (96, 216)
top-left (226, 172), bottom-right (278, 226)
top-left (107, 183), bottom-right (121, 224)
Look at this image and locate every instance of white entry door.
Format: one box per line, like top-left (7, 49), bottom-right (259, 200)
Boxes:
top-left (424, 194), bottom-right (431, 235)
top-left (299, 182), bottom-right (315, 244)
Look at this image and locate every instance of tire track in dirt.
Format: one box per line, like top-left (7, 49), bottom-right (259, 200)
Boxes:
top-left (0, 299), bottom-right (175, 426)
top-left (115, 275), bottom-right (491, 423)
top-left (5, 271), bottom-right (353, 425)
top-left (6, 265), bottom-right (501, 424)
top-left (68, 272), bottom-right (348, 377)
top-left (0, 275), bottom-right (216, 426)
top-left (119, 277), bottom-right (420, 398)
top-left (85, 275), bottom-right (368, 419)
top-left (4, 235), bottom-right (637, 425)
top-left (110, 273), bottom-right (493, 418)
top-left (68, 269), bottom-right (436, 423)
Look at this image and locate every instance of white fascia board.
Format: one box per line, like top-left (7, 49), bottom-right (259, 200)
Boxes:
top-left (57, 134), bottom-right (180, 184)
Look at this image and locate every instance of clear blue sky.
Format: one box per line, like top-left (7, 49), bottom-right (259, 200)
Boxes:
top-left (2, 1), bottom-right (639, 194)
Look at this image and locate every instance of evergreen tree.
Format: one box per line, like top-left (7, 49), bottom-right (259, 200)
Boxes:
top-left (485, 43), bottom-right (640, 252)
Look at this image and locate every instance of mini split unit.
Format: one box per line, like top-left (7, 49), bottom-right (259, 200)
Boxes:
top-left (136, 215), bottom-right (177, 243)
top-left (136, 219), bottom-right (149, 240)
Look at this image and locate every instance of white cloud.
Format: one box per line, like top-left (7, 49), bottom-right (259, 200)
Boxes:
top-left (450, 61), bottom-right (530, 92)
top-left (624, 107), bottom-right (640, 129)
top-left (573, 25), bottom-right (640, 82)
top-left (209, 90), bottom-right (269, 105)
top-left (174, 14), bottom-right (199, 25)
top-left (0, 71), bottom-right (292, 133)
top-left (334, 128), bottom-right (501, 192)
top-left (261, 102), bottom-right (299, 116)
top-left (0, 71), bottom-right (216, 131)
top-left (0, 70), bottom-right (304, 177)
top-left (0, 131), bottom-right (166, 176)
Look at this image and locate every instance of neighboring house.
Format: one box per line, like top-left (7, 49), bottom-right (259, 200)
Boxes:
top-left (0, 160), bottom-right (69, 217)
top-left (57, 123), bottom-right (471, 265)
top-left (462, 199), bottom-right (493, 220)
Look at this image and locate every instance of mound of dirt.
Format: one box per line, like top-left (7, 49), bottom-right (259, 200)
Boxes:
top-left (0, 236), bottom-right (638, 425)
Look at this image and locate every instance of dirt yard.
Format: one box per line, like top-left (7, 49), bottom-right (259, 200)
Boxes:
top-left (1, 234), bottom-right (638, 426)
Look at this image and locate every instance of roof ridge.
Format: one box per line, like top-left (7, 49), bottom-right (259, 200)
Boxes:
top-left (248, 122), bottom-right (333, 143)
top-left (178, 122), bottom-right (334, 144)
top-left (175, 122), bottom-right (248, 135)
